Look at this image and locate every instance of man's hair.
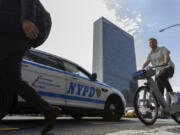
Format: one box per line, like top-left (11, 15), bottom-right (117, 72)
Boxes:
top-left (149, 37), bottom-right (157, 43)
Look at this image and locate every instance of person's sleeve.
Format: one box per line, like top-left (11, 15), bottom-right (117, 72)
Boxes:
top-left (147, 53), bottom-right (151, 61)
top-left (20, 0), bottom-right (38, 23)
top-left (162, 47), bottom-right (170, 54)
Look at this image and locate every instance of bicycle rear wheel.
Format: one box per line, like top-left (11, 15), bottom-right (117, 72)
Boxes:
top-left (172, 112), bottom-right (180, 124)
top-left (0, 88), bottom-right (14, 120)
top-left (134, 86), bottom-right (158, 125)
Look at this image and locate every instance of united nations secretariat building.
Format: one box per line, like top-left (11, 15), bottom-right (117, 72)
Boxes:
top-left (92, 17), bottom-right (138, 106)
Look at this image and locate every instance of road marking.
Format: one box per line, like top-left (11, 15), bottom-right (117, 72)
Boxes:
top-left (87, 122), bottom-right (118, 125)
top-left (0, 128), bottom-right (20, 131)
top-left (91, 122), bottom-right (106, 125)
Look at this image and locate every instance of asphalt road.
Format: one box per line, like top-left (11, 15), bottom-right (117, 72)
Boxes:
top-left (0, 116), bottom-right (180, 135)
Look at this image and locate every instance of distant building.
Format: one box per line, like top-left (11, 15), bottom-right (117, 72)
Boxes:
top-left (175, 92), bottom-right (180, 104)
top-left (92, 17), bottom-right (138, 106)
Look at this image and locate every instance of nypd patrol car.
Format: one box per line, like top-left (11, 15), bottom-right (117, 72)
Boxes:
top-left (13, 49), bottom-right (126, 121)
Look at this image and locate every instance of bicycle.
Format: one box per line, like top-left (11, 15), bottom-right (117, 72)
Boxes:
top-left (133, 65), bottom-right (180, 125)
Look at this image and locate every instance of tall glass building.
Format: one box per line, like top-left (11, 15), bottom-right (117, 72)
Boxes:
top-left (93, 17), bottom-right (138, 106)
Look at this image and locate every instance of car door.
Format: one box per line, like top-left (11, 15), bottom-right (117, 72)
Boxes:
top-left (22, 50), bottom-right (67, 106)
top-left (63, 60), bottom-right (106, 109)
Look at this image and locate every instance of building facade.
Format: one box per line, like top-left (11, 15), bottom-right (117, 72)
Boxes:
top-left (93, 17), bottom-right (138, 106)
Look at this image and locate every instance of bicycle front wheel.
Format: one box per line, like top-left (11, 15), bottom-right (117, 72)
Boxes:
top-left (134, 86), bottom-right (158, 125)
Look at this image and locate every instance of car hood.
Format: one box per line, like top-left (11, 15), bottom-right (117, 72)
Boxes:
top-left (97, 82), bottom-right (126, 107)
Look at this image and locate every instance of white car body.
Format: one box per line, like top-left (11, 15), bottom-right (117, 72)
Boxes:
top-left (17, 49), bottom-right (126, 120)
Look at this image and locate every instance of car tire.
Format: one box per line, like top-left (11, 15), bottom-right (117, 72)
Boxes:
top-left (104, 97), bottom-right (124, 121)
top-left (0, 89), bottom-right (14, 121)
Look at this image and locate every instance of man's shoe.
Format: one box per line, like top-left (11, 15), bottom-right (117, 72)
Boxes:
top-left (41, 106), bottom-right (61, 135)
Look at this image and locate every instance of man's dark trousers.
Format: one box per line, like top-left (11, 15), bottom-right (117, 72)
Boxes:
top-left (155, 67), bottom-right (174, 95)
top-left (0, 34), bottom-right (52, 114)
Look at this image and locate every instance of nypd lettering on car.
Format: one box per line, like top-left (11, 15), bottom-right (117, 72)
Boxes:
top-left (67, 82), bottom-right (96, 97)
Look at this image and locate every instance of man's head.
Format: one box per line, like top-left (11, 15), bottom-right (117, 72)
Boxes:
top-left (149, 38), bottom-right (158, 50)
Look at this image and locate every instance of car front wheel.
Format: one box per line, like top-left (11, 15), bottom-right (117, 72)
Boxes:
top-left (104, 97), bottom-right (124, 121)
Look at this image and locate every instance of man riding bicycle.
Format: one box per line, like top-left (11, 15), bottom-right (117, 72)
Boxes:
top-left (142, 37), bottom-right (178, 104)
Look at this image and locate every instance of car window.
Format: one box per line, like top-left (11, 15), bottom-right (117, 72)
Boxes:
top-left (24, 50), bottom-right (65, 71)
top-left (63, 61), bottom-right (90, 79)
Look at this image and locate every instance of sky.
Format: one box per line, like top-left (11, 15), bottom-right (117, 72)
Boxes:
top-left (39, 0), bottom-right (180, 92)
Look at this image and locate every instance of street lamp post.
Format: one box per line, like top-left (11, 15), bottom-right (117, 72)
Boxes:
top-left (159, 24), bottom-right (180, 32)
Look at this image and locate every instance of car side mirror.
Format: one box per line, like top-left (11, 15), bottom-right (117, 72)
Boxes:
top-left (91, 73), bottom-right (97, 81)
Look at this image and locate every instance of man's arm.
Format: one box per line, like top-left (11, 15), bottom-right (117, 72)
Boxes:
top-left (20, 0), bottom-right (39, 40)
top-left (160, 47), bottom-right (170, 66)
top-left (20, 0), bottom-right (38, 22)
top-left (161, 52), bottom-right (170, 65)
top-left (142, 60), bottom-right (150, 69)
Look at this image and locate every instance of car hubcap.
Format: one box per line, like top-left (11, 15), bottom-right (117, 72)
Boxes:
top-left (109, 103), bottom-right (116, 115)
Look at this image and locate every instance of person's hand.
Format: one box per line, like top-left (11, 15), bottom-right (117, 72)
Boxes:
top-left (22, 20), bottom-right (39, 40)
top-left (145, 66), bottom-right (151, 70)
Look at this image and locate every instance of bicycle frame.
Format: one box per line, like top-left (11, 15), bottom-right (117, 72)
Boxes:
top-left (147, 76), bottom-right (180, 114)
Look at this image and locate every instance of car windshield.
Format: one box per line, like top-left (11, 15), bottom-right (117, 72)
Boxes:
top-left (63, 61), bottom-right (90, 79)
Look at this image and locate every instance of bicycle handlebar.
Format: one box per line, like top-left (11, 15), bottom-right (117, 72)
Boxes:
top-left (147, 64), bottom-right (168, 69)
top-left (133, 64), bottom-right (168, 80)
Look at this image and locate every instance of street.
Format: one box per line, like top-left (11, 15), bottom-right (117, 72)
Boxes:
top-left (0, 116), bottom-right (180, 135)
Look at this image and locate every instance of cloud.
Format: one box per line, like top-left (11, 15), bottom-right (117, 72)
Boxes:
top-left (172, 86), bottom-right (180, 93)
top-left (136, 14), bottom-right (142, 23)
top-left (102, 0), bottom-right (143, 36)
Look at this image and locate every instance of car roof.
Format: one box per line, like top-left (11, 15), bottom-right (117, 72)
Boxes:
top-left (30, 48), bottom-right (92, 76)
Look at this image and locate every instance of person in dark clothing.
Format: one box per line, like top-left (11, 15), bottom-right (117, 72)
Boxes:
top-left (0, 0), bottom-right (61, 134)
